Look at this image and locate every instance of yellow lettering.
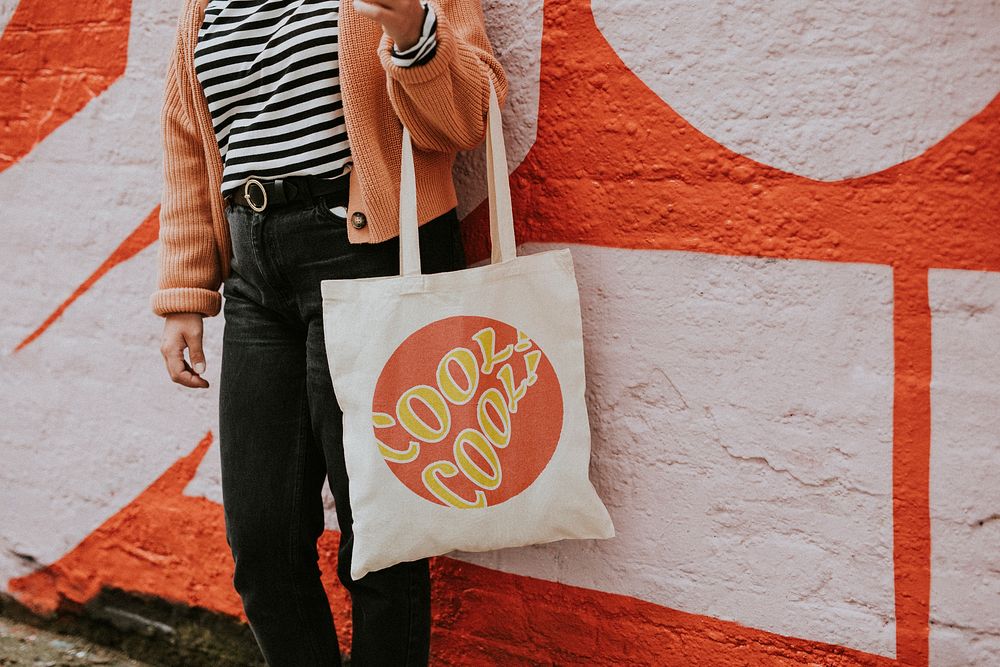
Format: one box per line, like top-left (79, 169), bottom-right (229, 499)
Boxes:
top-left (422, 460), bottom-right (487, 509)
top-left (453, 428), bottom-right (501, 490)
top-left (523, 350), bottom-right (541, 387)
top-left (472, 327), bottom-right (513, 376)
top-left (496, 363), bottom-right (527, 413)
top-left (477, 387), bottom-right (511, 448)
top-left (377, 439), bottom-right (420, 463)
top-left (372, 412), bottom-right (396, 428)
top-left (396, 385), bottom-right (450, 443)
top-left (437, 347), bottom-right (479, 405)
top-left (514, 329), bottom-right (533, 351)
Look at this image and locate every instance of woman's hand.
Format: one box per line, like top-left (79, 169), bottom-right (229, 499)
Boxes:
top-left (353, 0), bottom-right (426, 52)
top-left (160, 312), bottom-right (209, 389)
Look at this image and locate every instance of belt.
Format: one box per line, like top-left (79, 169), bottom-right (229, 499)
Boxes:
top-left (228, 173), bottom-right (350, 213)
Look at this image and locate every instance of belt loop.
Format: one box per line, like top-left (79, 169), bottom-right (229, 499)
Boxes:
top-left (272, 178), bottom-right (287, 207)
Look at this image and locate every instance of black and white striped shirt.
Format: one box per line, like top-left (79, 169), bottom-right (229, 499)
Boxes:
top-left (194, 0), bottom-right (438, 198)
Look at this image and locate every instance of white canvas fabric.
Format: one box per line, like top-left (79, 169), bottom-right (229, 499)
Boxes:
top-left (320, 80), bottom-right (615, 580)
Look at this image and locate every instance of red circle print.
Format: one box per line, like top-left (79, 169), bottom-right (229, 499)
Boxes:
top-left (371, 315), bottom-right (564, 508)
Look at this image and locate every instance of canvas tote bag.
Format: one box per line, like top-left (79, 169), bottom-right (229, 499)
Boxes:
top-left (320, 79), bottom-right (615, 581)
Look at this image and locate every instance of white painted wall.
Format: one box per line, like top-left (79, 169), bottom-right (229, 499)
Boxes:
top-left (930, 270), bottom-right (1000, 667)
top-left (2, 1), bottom-right (998, 663)
top-left (455, 244), bottom-right (897, 656)
top-left (593, 0), bottom-right (1000, 180)
top-left (0, 0), bottom-right (189, 581)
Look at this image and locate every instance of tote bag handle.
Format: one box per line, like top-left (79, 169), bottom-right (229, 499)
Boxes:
top-left (399, 77), bottom-right (516, 276)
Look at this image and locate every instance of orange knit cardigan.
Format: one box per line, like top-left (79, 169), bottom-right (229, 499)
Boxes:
top-left (150, 0), bottom-right (508, 318)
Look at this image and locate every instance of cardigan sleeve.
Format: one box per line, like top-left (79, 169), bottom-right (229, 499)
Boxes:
top-left (149, 32), bottom-right (224, 319)
top-left (377, 0), bottom-right (509, 153)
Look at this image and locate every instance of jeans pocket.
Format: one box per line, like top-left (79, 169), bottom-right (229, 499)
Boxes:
top-left (312, 198), bottom-right (349, 228)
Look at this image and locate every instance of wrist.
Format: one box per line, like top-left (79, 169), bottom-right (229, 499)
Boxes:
top-left (394, 29), bottom-right (421, 52)
top-left (393, 1), bottom-right (427, 51)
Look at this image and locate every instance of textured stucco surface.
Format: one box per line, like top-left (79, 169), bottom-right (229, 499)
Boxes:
top-left (929, 270), bottom-right (1000, 666)
top-left (2, 0), bottom-right (999, 665)
top-left (452, 0), bottom-right (542, 218)
top-left (1, 0), bottom-right (191, 577)
top-left (456, 243), bottom-right (897, 656)
top-left (592, 0), bottom-right (1000, 181)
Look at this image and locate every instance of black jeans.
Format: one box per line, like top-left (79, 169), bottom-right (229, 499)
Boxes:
top-left (218, 187), bottom-right (466, 666)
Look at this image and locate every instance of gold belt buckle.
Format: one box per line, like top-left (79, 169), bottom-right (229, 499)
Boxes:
top-left (244, 178), bottom-right (268, 212)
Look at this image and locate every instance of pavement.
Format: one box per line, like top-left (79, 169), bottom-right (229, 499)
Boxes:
top-left (0, 616), bottom-right (152, 667)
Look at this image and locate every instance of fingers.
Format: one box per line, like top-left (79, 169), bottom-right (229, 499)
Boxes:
top-left (353, 0), bottom-right (417, 21)
top-left (163, 342), bottom-right (209, 389)
top-left (353, 0), bottom-right (425, 49)
top-left (186, 328), bottom-right (207, 376)
top-left (160, 319), bottom-right (210, 389)
top-left (353, 0), bottom-right (390, 20)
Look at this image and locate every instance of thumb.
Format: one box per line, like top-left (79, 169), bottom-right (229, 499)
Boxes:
top-left (184, 329), bottom-right (207, 375)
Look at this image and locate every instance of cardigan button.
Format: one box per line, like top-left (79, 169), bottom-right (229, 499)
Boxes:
top-left (350, 212), bottom-right (368, 229)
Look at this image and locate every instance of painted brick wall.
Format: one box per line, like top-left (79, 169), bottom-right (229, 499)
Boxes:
top-left (2, 0), bottom-right (998, 665)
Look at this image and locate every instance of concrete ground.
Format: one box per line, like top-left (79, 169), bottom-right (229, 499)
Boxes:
top-left (0, 589), bottom-right (269, 667)
top-left (0, 616), bottom-right (152, 667)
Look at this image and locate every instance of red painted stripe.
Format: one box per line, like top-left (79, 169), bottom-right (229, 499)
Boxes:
top-left (458, 2), bottom-right (1000, 663)
top-left (463, 0), bottom-right (1000, 272)
top-left (14, 206), bottom-right (159, 351)
top-left (891, 267), bottom-right (932, 664)
top-left (4, 0), bottom-right (995, 661)
top-left (0, 0), bottom-right (131, 173)
top-left (7, 435), bottom-right (896, 666)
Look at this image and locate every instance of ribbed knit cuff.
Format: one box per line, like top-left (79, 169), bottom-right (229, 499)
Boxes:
top-left (378, 0), bottom-right (457, 84)
top-left (150, 287), bottom-right (222, 318)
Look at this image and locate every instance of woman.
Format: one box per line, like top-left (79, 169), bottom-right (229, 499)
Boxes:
top-left (151, 0), bottom-right (508, 664)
